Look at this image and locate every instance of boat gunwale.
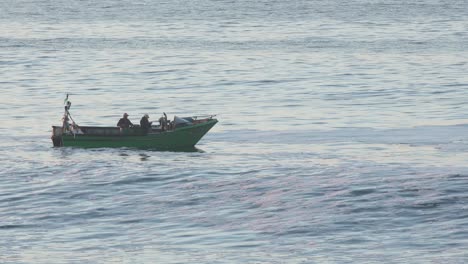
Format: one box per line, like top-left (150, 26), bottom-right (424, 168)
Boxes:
top-left (52, 119), bottom-right (218, 137)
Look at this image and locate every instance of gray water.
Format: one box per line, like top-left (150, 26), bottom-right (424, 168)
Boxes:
top-left (1, 0), bottom-right (468, 263)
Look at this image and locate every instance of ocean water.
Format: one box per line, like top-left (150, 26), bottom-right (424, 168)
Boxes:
top-left (1, 0), bottom-right (468, 263)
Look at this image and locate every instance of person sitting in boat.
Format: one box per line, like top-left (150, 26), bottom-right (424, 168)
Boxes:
top-left (117, 113), bottom-right (133, 128)
top-left (140, 114), bottom-right (152, 132)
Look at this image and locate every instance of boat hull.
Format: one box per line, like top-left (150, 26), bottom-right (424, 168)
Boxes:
top-left (52, 119), bottom-right (217, 149)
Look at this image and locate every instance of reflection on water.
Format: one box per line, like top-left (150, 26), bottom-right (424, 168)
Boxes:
top-left (56, 145), bottom-right (204, 152)
top-left (139, 153), bottom-right (150, 161)
top-left (135, 146), bottom-right (204, 153)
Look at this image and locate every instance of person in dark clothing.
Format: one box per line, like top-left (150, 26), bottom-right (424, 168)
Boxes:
top-left (117, 113), bottom-right (133, 128)
top-left (140, 114), bottom-right (152, 132)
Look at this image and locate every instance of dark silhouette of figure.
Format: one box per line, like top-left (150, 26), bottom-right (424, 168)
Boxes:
top-left (117, 113), bottom-right (133, 128)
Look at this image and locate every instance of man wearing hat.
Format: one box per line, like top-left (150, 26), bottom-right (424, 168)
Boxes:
top-left (140, 114), bottom-right (152, 133)
top-left (117, 113), bottom-right (133, 128)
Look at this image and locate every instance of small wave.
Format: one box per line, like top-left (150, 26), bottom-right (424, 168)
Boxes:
top-left (111, 176), bottom-right (167, 186)
top-left (0, 224), bottom-right (36, 229)
top-left (349, 188), bottom-right (376, 197)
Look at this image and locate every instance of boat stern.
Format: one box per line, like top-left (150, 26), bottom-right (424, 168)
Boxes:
top-left (51, 126), bottom-right (63, 147)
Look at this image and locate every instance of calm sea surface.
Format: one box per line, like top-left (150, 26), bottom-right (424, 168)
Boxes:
top-left (1, 0), bottom-right (468, 263)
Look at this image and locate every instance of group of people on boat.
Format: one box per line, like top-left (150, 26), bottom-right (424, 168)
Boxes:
top-left (117, 113), bottom-right (169, 131)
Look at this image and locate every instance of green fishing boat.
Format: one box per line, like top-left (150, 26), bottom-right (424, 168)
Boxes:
top-left (51, 96), bottom-right (218, 149)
